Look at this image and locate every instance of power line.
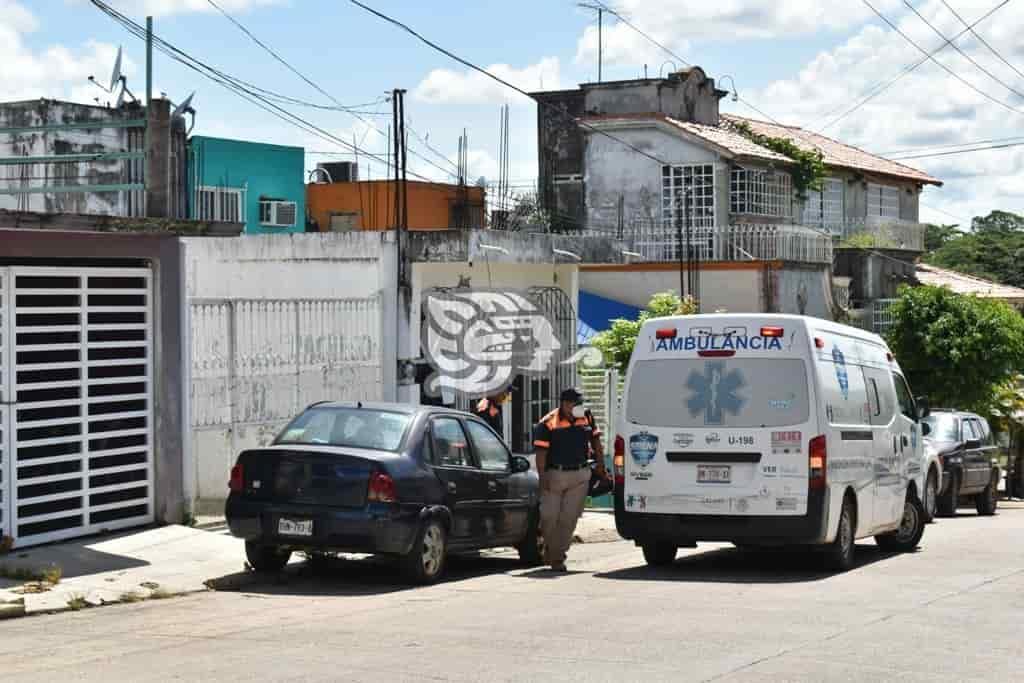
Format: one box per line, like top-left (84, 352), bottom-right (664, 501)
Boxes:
top-left (859, 0), bottom-right (1024, 117)
top-left (890, 140), bottom-right (1024, 160)
top-left (204, 0), bottom-right (457, 181)
top-left (902, 0), bottom-right (1024, 102)
top-left (817, 0), bottom-right (1010, 131)
top-left (90, 0), bottom-right (437, 183)
top-left (939, 0), bottom-right (1024, 83)
top-left (921, 201), bottom-right (970, 223)
top-left (875, 134), bottom-right (1024, 156)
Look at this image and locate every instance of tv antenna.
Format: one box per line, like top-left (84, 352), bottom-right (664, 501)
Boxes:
top-left (171, 91), bottom-right (198, 134)
top-left (87, 46), bottom-right (136, 108)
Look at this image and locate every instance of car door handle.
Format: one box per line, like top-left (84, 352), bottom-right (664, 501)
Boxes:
top-left (447, 482), bottom-right (457, 493)
top-left (487, 481), bottom-right (498, 491)
top-left (902, 435), bottom-right (910, 448)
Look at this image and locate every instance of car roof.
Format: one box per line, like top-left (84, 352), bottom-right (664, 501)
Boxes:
top-left (302, 401), bottom-right (476, 419)
top-left (928, 409), bottom-right (982, 419)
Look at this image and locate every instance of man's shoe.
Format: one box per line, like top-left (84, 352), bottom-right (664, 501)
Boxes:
top-left (550, 563), bottom-right (567, 572)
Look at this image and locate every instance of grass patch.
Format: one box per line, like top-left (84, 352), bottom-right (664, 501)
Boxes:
top-left (119, 592), bottom-right (144, 603)
top-left (66, 595), bottom-right (88, 611)
top-left (148, 587), bottom-right (177, 600)
top-left (0, 563), bottom-right (61, 585)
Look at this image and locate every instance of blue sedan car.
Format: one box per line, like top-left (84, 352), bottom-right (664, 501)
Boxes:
top-left (226, 402), bottom-right (542, 583)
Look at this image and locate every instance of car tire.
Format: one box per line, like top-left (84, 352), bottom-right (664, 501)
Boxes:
top-left (976, 474), bottom-right (998, 516)
top-left (923, 469), bottom-right (939, 523)
top-left (245, 541), bottom-right (291, 573)
top-left (516, 508), bottom-right (545, 566)
top-left (875, 494), bottom-right (926, 552)
top-left (641, 542), bottom-right (677, 567)
top-left (936, 470), bottom-right (959, 517)
top-left (825, 497), bottom-right (856, 572)
top-left (403, 518), bottom-right (447, 585)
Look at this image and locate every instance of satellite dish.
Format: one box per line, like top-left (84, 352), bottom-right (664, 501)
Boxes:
top-left (115, 87), bottom-right (126, 109)
top-left (109, 46), bottom-right (123, 93)
top-left (172, 91), bottom-right (195, 119)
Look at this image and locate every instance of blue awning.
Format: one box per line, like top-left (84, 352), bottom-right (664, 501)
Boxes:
top-left (577, 290), bottom-right (642, 345)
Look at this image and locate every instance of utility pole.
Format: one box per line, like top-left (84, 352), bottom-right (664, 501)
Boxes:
top-left (144, 16), bottom-right (152, 217)
top-left (578, 3), bottom-right (603, 82)
top-left (675, 187), bottom-right (685, 299)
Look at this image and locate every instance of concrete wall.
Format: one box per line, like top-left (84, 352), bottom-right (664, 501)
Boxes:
top-left (183, 232), bottom-right (396, 507)
top-left (189, 136), bottom-right (305, 235)
top-left (833, 248), bottom-right (917, 302)
top-left (534, 90), bottom-right (587, 228)
top-left (0, 227), bottom-right (186, 526)
top-left (772, 265), bottom-right (835, 319)
top-left (306, 181), bottom-right (485, 232)
top-left (582, 69), bottom-right (722, 125)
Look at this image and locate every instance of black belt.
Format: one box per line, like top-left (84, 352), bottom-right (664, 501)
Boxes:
top-left (546, 463), bottom-right (588, 471)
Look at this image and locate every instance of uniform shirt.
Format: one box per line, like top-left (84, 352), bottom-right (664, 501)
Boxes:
top-left (474, 398), bottom-right (503, 436)
top-left (533, 408), bottom-right (601, 468)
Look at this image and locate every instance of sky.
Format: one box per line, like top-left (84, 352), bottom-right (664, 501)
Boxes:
top-left (6, 0), bottom-right (1024, 226)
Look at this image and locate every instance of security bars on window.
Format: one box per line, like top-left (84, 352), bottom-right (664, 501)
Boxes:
top-left (660, 164), bottom-right (715, 261)
top-left (196, 186), bottom-right (245, 224)
top-left (867, 183), bottom-right (900, 222)
top-left (802, 178), bottom-right (845, 233)
top-left (730, 168), bottom-right (793, 218)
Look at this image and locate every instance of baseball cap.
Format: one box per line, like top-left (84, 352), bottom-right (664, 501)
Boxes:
top-left (560, 387), bottom-right (584, 403)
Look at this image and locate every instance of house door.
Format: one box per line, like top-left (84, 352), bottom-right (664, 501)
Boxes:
top-left (2, 266), bottom-right (155, 548)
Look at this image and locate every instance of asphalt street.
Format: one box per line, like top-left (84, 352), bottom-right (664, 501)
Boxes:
top-left (2, 506), bottom-right (1022, 682)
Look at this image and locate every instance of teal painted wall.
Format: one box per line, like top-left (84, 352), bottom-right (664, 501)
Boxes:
top-left (188, 135), bottom-right (305, 234)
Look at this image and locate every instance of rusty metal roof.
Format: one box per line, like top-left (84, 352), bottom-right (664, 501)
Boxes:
top-left (916, 263), bottom-right (1024, 301)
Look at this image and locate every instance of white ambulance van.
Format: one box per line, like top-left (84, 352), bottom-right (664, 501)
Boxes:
top-left (613, 314), bottom-right (936, 571)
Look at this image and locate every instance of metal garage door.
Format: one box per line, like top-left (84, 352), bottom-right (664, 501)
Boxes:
top-left (0, 267), bottom-right (153, 548)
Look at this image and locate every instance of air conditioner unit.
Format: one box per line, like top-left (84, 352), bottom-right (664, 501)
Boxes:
top-left (260, 200), bottom-right (297, 227)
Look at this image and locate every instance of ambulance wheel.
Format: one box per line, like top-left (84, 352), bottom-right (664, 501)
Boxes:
top-left (875, 495), bottom-right (925, 552)
top-left (923, 469), bottom-right (938, 523)
top-left (641, 542), bottom-right (677, 567)
top-left (825, 498), bottom-right (856, 572)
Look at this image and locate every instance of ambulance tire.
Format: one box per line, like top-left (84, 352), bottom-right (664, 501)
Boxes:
top-left (641, 542), bottom-right (677, 567)
top-left (875, 495), bottom-right (926, 553)
top-left (825, 497), bottom-right (856, 572)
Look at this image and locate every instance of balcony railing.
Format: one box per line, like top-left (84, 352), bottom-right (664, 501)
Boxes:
top-left (807, 217), bottom-right (926, 252)
top-left (585, 220), bottom-right (835, 265)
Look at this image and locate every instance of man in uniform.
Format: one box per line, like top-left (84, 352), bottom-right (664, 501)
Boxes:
top-left (533, 387), bottom-right (605, 571)
top-left (473, 389), bottom-right (509, 437)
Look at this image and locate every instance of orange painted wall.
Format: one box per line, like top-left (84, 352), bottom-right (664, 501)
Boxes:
top-left (306, 180), bottom-right (485, 231)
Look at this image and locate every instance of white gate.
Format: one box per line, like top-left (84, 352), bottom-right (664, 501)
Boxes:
top-left (2, 267), bottom-right (154, 548)
top-left (0, 269), bottom-right (9, 543)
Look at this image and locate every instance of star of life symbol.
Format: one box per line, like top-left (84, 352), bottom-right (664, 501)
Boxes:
top-left (421, 289), bottom-right (602, 398)
top-left (686, 360), bottom-right (746, 426)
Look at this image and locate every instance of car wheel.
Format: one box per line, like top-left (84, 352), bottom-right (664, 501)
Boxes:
top-left (876, 495), bottom-right (926, 552)
top-left (825, 497), bottom-right (856, 572)
top-left (245, 541), bottom-right (291, 573)
top-left (641, 541), bottom-right (677, 567)
top-left (403, 518), bottom-right (447, 584)
top-left (516, 508), bottom-right (545, 566)
top-left (976, 474), bottom-right (998, 516)
top-left (936, 471), bottom-right (959, 517)
top-left (923, 469), bottom-right (938, 523)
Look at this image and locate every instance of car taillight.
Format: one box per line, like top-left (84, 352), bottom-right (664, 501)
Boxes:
top-left (229, 463), bottom-right (244, 493)
top-left (613, 435), bottom-right (625, 486)
top-left (367, 470), bottom-right (398, 503)
top-left (809, 435), bottom-right (827, 490)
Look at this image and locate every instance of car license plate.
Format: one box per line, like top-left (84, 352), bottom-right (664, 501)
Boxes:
top-left (278, 518), bottom-right (313, 537)
top-left (697, 465), bottom-right (731, 484)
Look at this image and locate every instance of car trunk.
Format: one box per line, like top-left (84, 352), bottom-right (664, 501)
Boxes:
top-left (236, 448), bottom-right (377, 508)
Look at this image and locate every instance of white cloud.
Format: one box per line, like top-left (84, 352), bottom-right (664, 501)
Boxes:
top-left (97, 0), bottom-right (282, 18)
top-left (574, 22), bottom-right (690, 72)
top-left (413, 57), bottom-right (561, 105)
top-left (0, 3), bottom-right (133, 104)
top-left (725, 0), bottom-right (1024, 224)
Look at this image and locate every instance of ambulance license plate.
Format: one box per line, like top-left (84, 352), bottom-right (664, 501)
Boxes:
top-left (697, 465), bottom-right (731, 484)
top-left (278, 518), bottom-right (313, 537)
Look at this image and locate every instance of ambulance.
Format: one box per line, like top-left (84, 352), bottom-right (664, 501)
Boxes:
top-left (612, 314), bottom-right (938, 571)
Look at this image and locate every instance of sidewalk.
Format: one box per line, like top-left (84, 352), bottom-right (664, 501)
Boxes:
top-left (0, 525), bottom-right (244, 619)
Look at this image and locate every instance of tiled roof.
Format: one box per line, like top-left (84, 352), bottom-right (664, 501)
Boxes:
top-left (915, 263), bottom-right (1024, 301)
top-left (722, 114), bottom-right (942, 186)
top-left (580, 113), bottom-right (792, 164)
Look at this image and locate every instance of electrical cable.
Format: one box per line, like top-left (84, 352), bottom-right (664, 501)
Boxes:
top-left (817, 0), bottom-right (1010, 131)
top-left (875, 134), bottom-right (1024, 156)
top-left (889, 139), bottom-right (1024, 160)
top-left (939, 0), bottom-right (1024, 83)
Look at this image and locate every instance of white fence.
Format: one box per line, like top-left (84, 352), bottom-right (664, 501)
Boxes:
top-left (190, 297), bottom-right (383, 502)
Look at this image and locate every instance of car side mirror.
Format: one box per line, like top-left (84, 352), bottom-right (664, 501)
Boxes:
top-left (915, 397), bottom-right (930, 420)
top-left (921, 422), bottom-right (931, 437)
top-left (512, 455), bottom-right (531, 474)
top-left (964, 439), bottom-right (982, 450)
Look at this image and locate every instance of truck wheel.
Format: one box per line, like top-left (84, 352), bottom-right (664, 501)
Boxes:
top-left (516, 508), bottom-right (545, 566)
top-left (245, 541), bottom-right (291, 573)
top-left (403, 518), bottom-right (447, 584)
top-left (975, 474), bottom-right (998, 516)
top-left (923, 469), bottom-right (938, 523)
top-left (641, 542), bottom-right (677, 567)
top-left (825, 498), bottom-right (856, 572)
top-left (936, 471), bottom-right (959, 517)
top-left (876, 495), bottom-right (925, 552)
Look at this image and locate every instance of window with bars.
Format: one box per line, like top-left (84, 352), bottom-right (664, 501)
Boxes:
top-left (196, 186), bottom-right (244, 223)
top-left (729, 168), bottom-right (793, 218)
top-left (867, 183), bottom-right (900, 221)
top-left (662, 164), bottom-right (716, 229)
top-left (803, 177), bottom-right (845, 230)
top-left (259, 200), bottom-right (297, 227)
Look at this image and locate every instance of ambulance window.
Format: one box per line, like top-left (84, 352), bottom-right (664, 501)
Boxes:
top-left (862, 368), bottom-right (896, 426)
top-left (892, 373), bottom-right (916, 421)
top-left (626, 358), bottom-right (810, 428)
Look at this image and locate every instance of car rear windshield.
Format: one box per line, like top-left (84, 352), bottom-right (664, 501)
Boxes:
top-left (626, 358), bottom-right (810, 428)
top-left (275, 408), bottom-right (413, 451)
top-left (923, 414), bottom-right (959, 442)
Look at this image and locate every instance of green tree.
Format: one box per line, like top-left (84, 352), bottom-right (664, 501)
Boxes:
top-left (926, 210), bottom-right (1024, 288)
top-left (591, 291), bottom-right (698, 373)
top-left (923, 223), bottom-right (961, 253)
top-left (886, 285), bottom-right (1024, 411)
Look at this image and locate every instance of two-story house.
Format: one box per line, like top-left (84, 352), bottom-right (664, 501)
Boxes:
top-left (532, 67), bottom-right (942, 326)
